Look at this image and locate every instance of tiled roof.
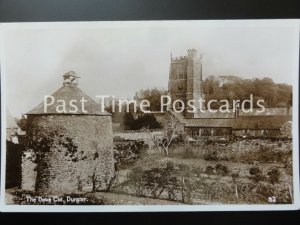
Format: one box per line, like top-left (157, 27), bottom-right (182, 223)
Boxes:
top-left (26, 84), bottom-right (110, 116)
top-left (195, 110), bottom-right (235, 118)
top-left (194, 108), bottom-right (290, 118)
top-left (184, 118), bottom-right (234, 128)
top-left (232, 115), bottom-right (292, 130)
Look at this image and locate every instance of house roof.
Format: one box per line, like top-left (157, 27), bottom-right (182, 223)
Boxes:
top-left (232, 115), bottom-right (292, 130)
top-left (26, 74), bottom-right (110, 116)
top-left (238, 107), bottom-right (290, 116)
top-left (182, 115), bottom-right (291, 130)
top-left (196, 108), bottom-right (290, 118)
top-left (196, 110), bottom-right (235, 118)
top-left (184, 118), bottom-right (234, 128)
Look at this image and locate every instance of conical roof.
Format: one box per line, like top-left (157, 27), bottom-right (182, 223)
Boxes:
top-left (26, 72), bottom-right (110, 116)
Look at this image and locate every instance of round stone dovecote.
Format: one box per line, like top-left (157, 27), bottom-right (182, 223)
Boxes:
top-left (23, 71), bottom-right (115, 194)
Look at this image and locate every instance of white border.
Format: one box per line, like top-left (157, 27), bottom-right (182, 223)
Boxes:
top-left (0, 20), bottom-right (299, 212)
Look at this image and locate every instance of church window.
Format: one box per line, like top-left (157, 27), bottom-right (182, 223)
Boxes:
top-left (178, 66), bottom-right (184, 79)
top-left (172, 67), bottom-right (178, 79)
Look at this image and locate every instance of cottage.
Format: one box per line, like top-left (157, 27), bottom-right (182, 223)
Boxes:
top-left (184, 118), bottom-right (233, 138)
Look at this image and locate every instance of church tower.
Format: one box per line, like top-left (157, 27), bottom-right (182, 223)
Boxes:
top-left (168, 49), bottom-right (203, 118)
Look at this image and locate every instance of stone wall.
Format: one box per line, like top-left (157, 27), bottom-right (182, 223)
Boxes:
top-left (114, 131), bottom-right (163, 148)
top-left (25, 115), bottom-right (115, 194)
top-left (232, 129), bottom-right (281, 137)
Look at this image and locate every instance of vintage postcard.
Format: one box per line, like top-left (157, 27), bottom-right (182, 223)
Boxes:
top-left (0, 20), bottom-right (299, 212)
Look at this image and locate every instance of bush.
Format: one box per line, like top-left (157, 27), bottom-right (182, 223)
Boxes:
top-left (256, 145), bottom-right (285, 163)
top-left (114, 140), bottom-right (147, 166)
top-left (205, 164), bottom-right (230, 176)
top-left (205, 165), bottom-right (215, 175)
top-left (166, 161), bottom-right (175, 170)
top-left (127, 166), bottom-right (144, 196)
top-left (191, 167), bottom-right (203, 177)
top-left (204, 150), bottom-right (218, 161)
top-left (249, 167), bottom-right (261, 176)
top-left (231, 172), bottom-right (239, 182)
top-left (267, 168), bottom-right (280, 184)
top-left (182, 148), bottom-right (196, 159)
top-left (249, 167), bottom-right (265, 182)
top-left (124, 113), bottom-right (161, 130)
top-left (177, 163), bottom-right (190, 172)
top-left (142, 166), bottom-right (180, 201)
top-left (216, 164), bottom-right (229, 176)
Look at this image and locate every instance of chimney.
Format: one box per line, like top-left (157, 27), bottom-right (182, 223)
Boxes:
top-left (63, 71), bottom-right (80, 87)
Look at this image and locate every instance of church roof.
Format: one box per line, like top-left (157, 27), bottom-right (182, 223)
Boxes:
top-left (26, 72), bottom-right (110, 116)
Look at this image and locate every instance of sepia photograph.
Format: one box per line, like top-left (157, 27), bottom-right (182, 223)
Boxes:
top-left (0, 20), bottom-right (299, 211)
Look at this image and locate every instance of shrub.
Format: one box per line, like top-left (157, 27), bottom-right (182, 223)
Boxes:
top-left (114, 140), bottom-right (147, 166)
top-left (166, 161), bottom-right (175, 170)
top-left (177, 163), bottom-right (190, 174)
top-left (256, 145), bottom-right (285, 163)
top-left (182, 148), bottom-right (196, 159)
top-left (191, 166), bottom-right (203, 177)
top-left (204, 150), bottom-right (218, 161)
top-left (249, 167), bottom-right (265, 182)
top-left (231, 172), bottom-right (239, 182)
top-left (142, 166), bottom-right (180, 201)
top-left (216, 164), bottom-right (229, 176)
top-left (249, 167), bottom-right (261, 176)
top-left (205, 165), bottom-right (215, 175)
top-left (267, 168), bottom-right (280, 184)
top-left (127, 166), bottom-right (145, 196)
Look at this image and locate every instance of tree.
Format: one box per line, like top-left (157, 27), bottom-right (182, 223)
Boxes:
top-left (148, 114), bottom-right (183, 156)
top-left (123, 113), bottom-right (161, 130)
top-left (135, 88), bottom-right (168, 112)
top-left (202, 76), bottom-right (292, 108)
top-left (124, 112), bottom-right (138, 130)
top-left (139, 114), bottom-right (161, 129)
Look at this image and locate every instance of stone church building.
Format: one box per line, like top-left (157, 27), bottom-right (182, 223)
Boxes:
top-left (167, 49), bottom-right (292, 139)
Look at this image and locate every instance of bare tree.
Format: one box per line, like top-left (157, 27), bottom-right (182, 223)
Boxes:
top-left (145, 114), bottom-right (183, 157)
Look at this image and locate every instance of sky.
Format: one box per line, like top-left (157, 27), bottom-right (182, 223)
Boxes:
top-left (1, 20), bottom-right (299, 117)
